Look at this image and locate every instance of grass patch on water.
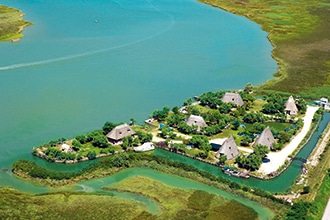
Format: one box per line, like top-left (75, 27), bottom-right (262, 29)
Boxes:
top-left (106, 175), bottom-right (258, 220)
top-left (0, 5), bottom-right (32, 41)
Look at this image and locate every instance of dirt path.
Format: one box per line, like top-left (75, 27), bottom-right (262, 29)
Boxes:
top-left (259, 106), bottom-right (319, 174)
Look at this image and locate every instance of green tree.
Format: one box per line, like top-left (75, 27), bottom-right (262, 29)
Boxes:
top-left (253, 144), bottom-right (270, 158)
top-left (218, 102), bottom-right (233, 114)
top-left (92, 135), bottom-right (109, 148)
top-left (178, 121), bottom-right (197, 134)
top-left (166, 113), bottom-right (184, 127)
top-left (243, 83), bottom-right (253, 94)
top-left (87, 151), bottom-right (96, 160)
top-left (251, 123), bottom-right (266, 134)
top-left (75, 134), bottom-right (88, 144)
top-left (246, 154), bottom-right (262, 170)
top-left (183, 98), bottom-right (194, 106)
top-left (240, 136), bottom-right (252, 146)
top-left (102, 122), bottom-right (117, 135)
top-left (302, 186), bottom-right (310, 194)
top-left (296, 118), bottom-right (304, 129)
top-left (152, 106), bottom-right (170, 121)
top-left (122, 136), bottom-right (133, 150)
top-left (296, 98), bottom-right (307, 114)
top-left (129, 118), bottom-right (136, 126)
top-left (172, 106), bottom-right (180, 114)
top-left (243, 111), bottom-right (266, 123)
top-left (231, 118), bottom-right (241, 130)
top-left (112, 153), bottom-right (130, 167)
top-left (71, 139), bottom-right (81, 151)
top-left (189, 135), bottom-right (211, 152)
top-left (186, 105), bottom-right (201, 116)
top-left (218, 155), bottom-right (227, 165)
top-left (278, 131), bottom-right (291, 144)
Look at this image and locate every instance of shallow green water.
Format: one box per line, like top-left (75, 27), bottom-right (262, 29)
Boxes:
top-left (0, 0), bottom-right (278, 217)
top-left (0, 0), bottom-right (276, 188)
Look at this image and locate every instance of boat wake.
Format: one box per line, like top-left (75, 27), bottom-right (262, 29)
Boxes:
top-left (0, 1), bottom-right (175, 72)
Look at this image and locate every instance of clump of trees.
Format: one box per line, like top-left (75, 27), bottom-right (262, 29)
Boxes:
top-left (236, 145), bottom-right (269, 170)
top-left (151, 106), bottom-right (170, 121)
top-left (121, 131), bottom-right (152, 150)
top-left (188, 135), bottom-right (211, 159)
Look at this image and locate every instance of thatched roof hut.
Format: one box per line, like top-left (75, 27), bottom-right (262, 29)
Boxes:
top-left (186, 115), bottom-right (207, 132)
top-left (215, 135), bottom-right (239, 160)
top-left (285, 96), bottom-right (298, 116)
top-left (106, 123), bottom-right (135, 144)
top-left (221, 92), bottom-right (244, 106)
top-left (253, 126), bottom-right (275, 150)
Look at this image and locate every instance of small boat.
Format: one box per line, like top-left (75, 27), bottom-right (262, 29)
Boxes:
top-left (94, 19), bottom-right (99, 23)
top-left (222, 166), bottom-right (249, 179)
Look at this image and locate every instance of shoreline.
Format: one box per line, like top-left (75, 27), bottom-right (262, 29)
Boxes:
top-left (0, 5), bottom-right (32, 42)
top-left (199, 0), bottom-right (330, 96)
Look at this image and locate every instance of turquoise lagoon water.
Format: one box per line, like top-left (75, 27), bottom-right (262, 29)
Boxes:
top-left (0, 0), bottom-right (277, 190)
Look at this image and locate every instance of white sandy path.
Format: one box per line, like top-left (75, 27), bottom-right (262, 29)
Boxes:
top-left (259, 106), bottom-right (319, 174)
top-left (322, 199), bottom-right (330, 220)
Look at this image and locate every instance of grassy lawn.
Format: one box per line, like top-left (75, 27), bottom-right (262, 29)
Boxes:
top-left (249, 99), bottom-right (267, 112)
top-left (0, 5), bottom-right (31, 41)
top-left (200, 0), bottom-right (330, 98)
top-left (264, 122), bottom-right (292, 132)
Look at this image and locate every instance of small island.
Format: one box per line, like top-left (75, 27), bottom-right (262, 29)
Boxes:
top-left (0, 5), bottom-right (32, 42)
top-left (32, 86), bottom-right (325, 179)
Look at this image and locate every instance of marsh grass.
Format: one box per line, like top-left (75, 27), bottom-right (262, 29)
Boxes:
top-left (200, 0), bottom-right (330, 97)
top-left (107, 176), bottom-right (258, 220)
top-left (0, 188), bottom-right (147, 220)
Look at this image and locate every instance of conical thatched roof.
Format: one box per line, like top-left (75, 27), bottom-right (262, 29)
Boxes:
top-left (186, 115), bottom-right (207, 132)
top-left (106, 123), bottom-right (135, 141)
top-left (285, 96), bottom-right (298, 116)
top-left (221, 92), bottom-right (244, 106)
top-left (253, 126), bottom-right (275, 150)
top-left (215, 135), bottom-right (239, 160)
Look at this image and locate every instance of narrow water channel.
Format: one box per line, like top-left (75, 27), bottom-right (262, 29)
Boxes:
top-left (75, 168), bottom-right (274, 219)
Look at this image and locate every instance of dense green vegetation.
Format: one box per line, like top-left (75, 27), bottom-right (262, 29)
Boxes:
top-left (200, 0), bottom-right (330, 98)
top-left (155, 89), bottom-right (305, 169)
top-left (0, 5), bottom-right (31, 41)
top-left (12, 152), bottom-right (285, 205)
top-left (106, 176), bottom-right (260, 220)
top-left (0, 188), bottom-right (148, 220)
top-left (0, 183), bottom-right (261, 220)
top-left (34, 124), bottom-right (152, 162)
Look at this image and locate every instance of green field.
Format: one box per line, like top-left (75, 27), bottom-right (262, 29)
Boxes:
top-left (0, 5), bottom-right (31, 41)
